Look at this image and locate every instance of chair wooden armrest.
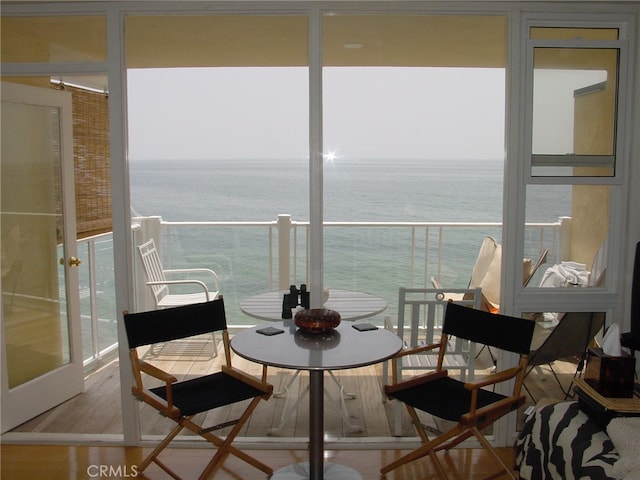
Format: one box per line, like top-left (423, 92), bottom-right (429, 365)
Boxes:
top-left (461, 365), bottom-right (523, 421)
top-left (461, 396), bottom-right (524, 427)
top-left (394, 341), bottom-right (442, 358)
top-left (463, 365), bottom-right (521, 391)
top-left (138, 358), bottom-right (178, 384)
top-left (134, 358), bottom-right (179, 414)
top-left (221, 365), bottom-right (273, 397)
top-left (132, 385), bottom-right (181, 419)
top-left (390, 343), bottom-right (445, 383)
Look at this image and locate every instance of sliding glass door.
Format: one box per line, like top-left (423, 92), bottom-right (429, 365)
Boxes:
top-left (322, 14), bottom-right (508, 321)
top-left (126, 14), bottom-right (310, 321)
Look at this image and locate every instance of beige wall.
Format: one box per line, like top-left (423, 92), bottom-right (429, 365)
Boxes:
top-left (571, 71), bottom-right (617, 268)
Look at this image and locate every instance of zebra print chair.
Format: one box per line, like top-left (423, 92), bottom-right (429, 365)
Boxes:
top-left (516, 401), bottom-right (619, 479)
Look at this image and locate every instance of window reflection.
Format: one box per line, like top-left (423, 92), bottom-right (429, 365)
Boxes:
top-left (531, 46), bottom-right (618, 177)
top-left (525, 183), bottom-right (609, 288)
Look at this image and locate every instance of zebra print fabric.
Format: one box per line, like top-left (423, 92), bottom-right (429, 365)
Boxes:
top-left (516, 401), bottom-right (620, 480)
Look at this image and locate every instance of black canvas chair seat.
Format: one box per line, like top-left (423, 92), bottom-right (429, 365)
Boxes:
top-left (382, 301), bottom-right (535, 479)
top-left (150, 371), bottom-right (266, 417)
top-left (124, 298), bottom-right (273, 480)
top-left (391, 375), bottom-right (508, 423)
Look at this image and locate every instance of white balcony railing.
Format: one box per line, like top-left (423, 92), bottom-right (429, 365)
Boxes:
top-left (81, 215), bottom-right (567, 368)
top-left (130, 214), bottom-right (567, 329)
top-left (76, 231), bottom-right (118, 370)
top-left (78, 215), bottom-right (570, 366)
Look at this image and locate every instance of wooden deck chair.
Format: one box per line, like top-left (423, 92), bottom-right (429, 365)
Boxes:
top-left (124, 298), bottom-right (273, 480)
top-left (382, 302), bottom-right (535, 479)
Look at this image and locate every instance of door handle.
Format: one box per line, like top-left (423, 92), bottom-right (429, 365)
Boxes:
top-left (59, 256), bottom-right (82, 267)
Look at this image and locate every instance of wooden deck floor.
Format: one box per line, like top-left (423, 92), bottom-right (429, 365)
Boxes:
top-left (8, 334), bottom-right (581, 438)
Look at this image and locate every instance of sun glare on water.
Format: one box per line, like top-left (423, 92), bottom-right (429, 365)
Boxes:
top-left (324, 151), bottom-right (338, 164)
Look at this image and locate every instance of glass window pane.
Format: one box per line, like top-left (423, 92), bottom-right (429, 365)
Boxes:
top-left (322, 14), bottom-right (507, 317)
top-left (126, 14), bottom-right (309, 441)
top-left (525, 184), bottom-right (609, 288)
top-left (531, 47), bottom-right (618, 176)
top-left (1, 16), bottom-right (106, 63)
top-left (125, 14), bottom-right (309, 326)
top-left (1, 92), bottom-right (69, 387)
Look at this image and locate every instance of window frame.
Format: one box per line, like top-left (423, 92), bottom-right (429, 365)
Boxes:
top-left (523, 20), bottom-right (631, 186)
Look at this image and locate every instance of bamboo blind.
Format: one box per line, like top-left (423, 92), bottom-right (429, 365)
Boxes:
top-left (53, 83), bottom-right (112, 239)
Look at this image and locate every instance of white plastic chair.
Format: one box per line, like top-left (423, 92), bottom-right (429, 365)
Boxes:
top-left (137, 238), bottom-right (220, 354)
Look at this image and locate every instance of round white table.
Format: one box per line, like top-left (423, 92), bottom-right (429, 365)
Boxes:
top-left (231, 320), bottom-right (402, 480)
top-left (240, 288), bottom-right (387, 322)
top-left (240, 288), bottom-right (388, 434)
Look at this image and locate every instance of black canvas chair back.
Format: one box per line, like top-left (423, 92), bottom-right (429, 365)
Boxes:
top-left (444, 301), bottom-right (535, 355)
top-left (382, 301), bottom-right (535, 479)
top-left (125, 298), bottom-right (226, 348)
top-left (123, 298), bottom-right (273, 480)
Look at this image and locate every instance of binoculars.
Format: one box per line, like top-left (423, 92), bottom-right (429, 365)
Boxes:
top-left (282, 284), bottom-right (310, 318)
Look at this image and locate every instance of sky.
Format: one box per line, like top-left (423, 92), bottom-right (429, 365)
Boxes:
top-left (127, 66), bottom-right (606, 162)
top-left (127, 67), bottom-right (507, 161)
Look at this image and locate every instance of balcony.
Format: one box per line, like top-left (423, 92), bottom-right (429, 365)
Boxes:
top-left (79, 213), bottom-right (564, 372)
top-left (23, 214), bottom-right (572, 440)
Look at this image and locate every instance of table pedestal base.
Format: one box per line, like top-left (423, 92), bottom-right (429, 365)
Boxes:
top-left (272, 462), bottom-right (361, 480)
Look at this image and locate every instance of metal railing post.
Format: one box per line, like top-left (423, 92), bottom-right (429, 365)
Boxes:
top-left (278, 214), bottom-right (292, 290)
top-left (87, 238), bottom-right (99, 362)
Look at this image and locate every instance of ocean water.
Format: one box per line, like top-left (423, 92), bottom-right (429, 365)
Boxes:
top-left (129, 158), bottom-right (569, 324)
top-left (131, 158), bottom-right (509, 223)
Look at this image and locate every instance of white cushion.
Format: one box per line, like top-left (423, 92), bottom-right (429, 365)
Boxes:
top-left (607, 417), bottom-right (640, 480)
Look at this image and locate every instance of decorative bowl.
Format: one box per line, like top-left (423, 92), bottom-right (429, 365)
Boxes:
top-left (294, 308), bottom-right (341, 333)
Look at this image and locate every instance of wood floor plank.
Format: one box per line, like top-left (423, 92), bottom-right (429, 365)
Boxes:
top-left (8, 334), bottom-right (578, 438)
top-left (5, 342), bottom-right (577, 480)
top-left (1, 444), bottom-right (517, 480)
